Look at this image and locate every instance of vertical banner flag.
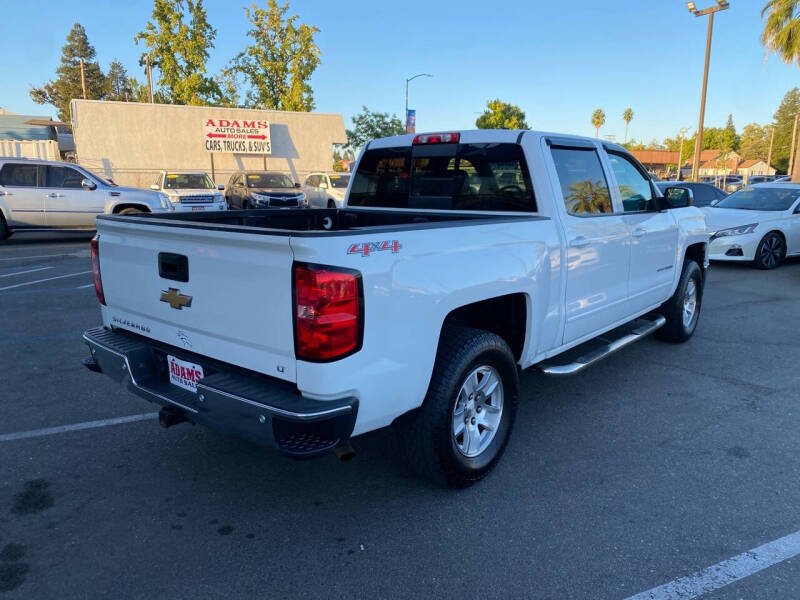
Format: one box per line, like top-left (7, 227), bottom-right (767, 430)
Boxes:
top-left (406, 109), bottom-right (416, 134)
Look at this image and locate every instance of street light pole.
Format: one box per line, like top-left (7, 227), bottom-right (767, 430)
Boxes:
top-left (687, 1), bottom-right (730, 182)
top-left (404, 73), bottom-right (432, 133)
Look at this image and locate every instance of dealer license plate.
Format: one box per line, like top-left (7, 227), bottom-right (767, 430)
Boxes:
top-left (167, 355), bottom-right (204, 393)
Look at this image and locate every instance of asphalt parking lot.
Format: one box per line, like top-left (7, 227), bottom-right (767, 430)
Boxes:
top-left (1, 235), bottom-right (799, 599)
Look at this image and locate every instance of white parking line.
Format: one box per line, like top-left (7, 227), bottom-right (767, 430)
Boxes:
top-left (75, 283), bottom-right (95, 289)
top-left (0, 252), bottom-right (81, 262)
top-left (626, 529), bottom-right (800, 600)
top-left (0, 266), bottom-right (53, 278)
top-left (0, 413), bottom-right (158, 443)
top-left (0, 270), bottom-right (92, 291)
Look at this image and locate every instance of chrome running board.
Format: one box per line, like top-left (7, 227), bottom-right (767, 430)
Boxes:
top-left (536, 315), bottom-right (666, 376)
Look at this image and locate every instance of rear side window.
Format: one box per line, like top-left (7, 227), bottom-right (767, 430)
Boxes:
top-left (550, 147), bottom-right (612, 215)
top-left (349, 147), bottom-right (411, 208)
top-left (1, 163), bottom-right (38, 187)
top-left (349, 143), bottom-right (536, 212)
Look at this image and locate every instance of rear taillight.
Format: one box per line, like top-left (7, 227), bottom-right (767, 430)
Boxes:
top-left (293, 263), bottom-right (362, 362)
top-left (412, 132), bottom-right (460, 145)
top-left (90, 235), bottom-right (105, 305)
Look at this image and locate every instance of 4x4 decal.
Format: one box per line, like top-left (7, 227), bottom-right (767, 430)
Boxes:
top-left (347, 240), bottom-right (402, 257)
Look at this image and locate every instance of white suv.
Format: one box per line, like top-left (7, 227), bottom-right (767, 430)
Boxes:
top-left (302, 172), bottom-right (351, 208)
top-left (151, 171), bottom-right (227, 212)
top-left (0, 158), bottom-right (169, 239)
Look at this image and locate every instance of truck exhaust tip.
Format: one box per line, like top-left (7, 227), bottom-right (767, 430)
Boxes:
top-left (158, 406), bottom-right (188, 429)
top-left (334, 441), bottom-right (356, 462)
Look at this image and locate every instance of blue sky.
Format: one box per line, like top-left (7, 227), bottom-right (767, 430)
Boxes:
top-left (1, 0), bottom-right (797, 143)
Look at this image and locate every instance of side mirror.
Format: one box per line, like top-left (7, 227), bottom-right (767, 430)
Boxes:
top-left (217, 184), bottom-right (224, 190)
top-left (294, 182), bottom-right (301, 188)
top-left (662, 186), bottom-right (693, 208)
top-left (710, 199), bottom-right (720, 207)
top-left (150, 184), bottom-right (160, 191)
top-left (81, 178), bottom-right (97, 191)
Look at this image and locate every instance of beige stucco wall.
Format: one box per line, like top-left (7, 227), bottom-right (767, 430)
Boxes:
top-left (70, 99), bottom-right (347, 188)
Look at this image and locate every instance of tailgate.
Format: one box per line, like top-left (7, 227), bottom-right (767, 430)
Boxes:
top-left (96, 218), bottom-right (297, 383)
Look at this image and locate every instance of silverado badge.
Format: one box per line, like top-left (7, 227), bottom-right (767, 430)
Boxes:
top-left (160, 288), bottom-right (193, 310)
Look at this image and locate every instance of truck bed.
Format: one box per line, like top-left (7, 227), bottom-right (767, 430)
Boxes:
top-left (97, 207), bottom-right (541, 235)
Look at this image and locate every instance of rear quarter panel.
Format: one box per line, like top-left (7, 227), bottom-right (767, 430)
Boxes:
top-left (290, 217), bottom-right (561, 435)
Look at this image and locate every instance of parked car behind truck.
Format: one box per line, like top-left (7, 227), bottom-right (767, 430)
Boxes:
top-left (0, 157), bottom-right (169, 239)
top-left (83, 129), bottom-right (708, 487)
top-left (225, 171), bottom-right (307, 209)
top-left (150, 171), bottom-right (227, 212)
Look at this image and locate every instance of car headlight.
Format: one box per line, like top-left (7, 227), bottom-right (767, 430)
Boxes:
top-left (157, 193), bottom-right (170, 209)
top-left (298, 193), bottom-right (308, 206)
top-left (712, 223), bottom-right (758, 239)
top-left (250, 192), bottom-right (268, 203)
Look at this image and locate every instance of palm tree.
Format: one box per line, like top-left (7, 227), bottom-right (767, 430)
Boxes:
top-left (762, 0), bottom-right (800, 66)
top-left (622, 108), bottom-right (634, 143)
top-left (762, 0), bottom-right (800, 179)
top-left (591, 109), bottom-right (606, 138)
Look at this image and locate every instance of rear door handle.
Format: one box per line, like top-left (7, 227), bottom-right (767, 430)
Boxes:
top-left (632, 228), bottom-right (646, 237)
top-left (570, 236), bottom-right (590, 248)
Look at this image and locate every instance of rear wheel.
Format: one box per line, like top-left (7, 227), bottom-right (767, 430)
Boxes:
top-left (396, 326), bottom-right (518, 487)
top-left (0, 214), bottom-right (8, 240)
top-left (327, 199), bottom-right (336, 209)
top-left (753, 232), bottom-right (785, 269)
top-left (118, 208), bottom-right (144, 215)
top-left (655, 260), bottom-right (702, 343)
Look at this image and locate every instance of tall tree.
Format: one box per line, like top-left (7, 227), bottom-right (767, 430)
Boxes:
top-left (770, 87), bottom-right (800, 173)
top-left (622, 107), bottom-right (633, 143)
top-left (345, 106), bottom-right (405, 151)
top-left (591, 109), bottom-right (606, 138)
top-left (105, 61), bottom-right (134, 101)
top-left (738, 123), bottom-right (770, 161)
top-left (761, 1), bottom-right (800, 177)
top-left (475, 99), bottom-right (529, 129)
top-left (126, 76), bottom-right (170, 103)
top-left (724, 113), bottom-right (740, 149)
top-left (228, 1), bottom-right (321, 111)
top-left (134, 0), bottom-right (221, 105)
top-left (30, 23), bottom-right (106, 120)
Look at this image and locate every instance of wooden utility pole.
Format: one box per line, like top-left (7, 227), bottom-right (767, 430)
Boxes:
top-left (788, 113), bottom-right (799, 177)
top-left (767, 126), bottom-right (775, 174)
top-left (145, 55), bottom-right (154, 103)
top-left (79, 58), bottom-right (87, 99)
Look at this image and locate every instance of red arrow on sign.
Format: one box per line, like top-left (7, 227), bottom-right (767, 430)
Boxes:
top-left (206, 133), bottom-right (226, 138)
top-left (247, 134), bottom-right (267, 140)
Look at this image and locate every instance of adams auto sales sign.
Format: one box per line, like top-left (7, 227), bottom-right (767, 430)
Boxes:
top-left (203, 118), bottom-right (271, 155)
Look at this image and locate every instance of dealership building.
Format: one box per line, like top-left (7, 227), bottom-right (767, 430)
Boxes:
top-left (70, 100), bottom-right (347, 188)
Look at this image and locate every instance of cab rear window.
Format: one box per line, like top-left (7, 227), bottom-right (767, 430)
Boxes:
top-left (349, 143), bottom-right (536, 212)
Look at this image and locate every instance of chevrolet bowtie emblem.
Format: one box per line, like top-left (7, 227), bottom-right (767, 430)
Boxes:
top-left (160, 288), bottom-right (192, 310)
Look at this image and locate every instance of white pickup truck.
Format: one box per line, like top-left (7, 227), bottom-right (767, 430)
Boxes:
top-left (83, 130), bottom-right (708, 487)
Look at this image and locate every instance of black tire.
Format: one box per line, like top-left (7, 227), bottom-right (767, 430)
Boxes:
top-left (753, 232), bottom-right (786, 270)
top-left (395, 326), bottom-right (519, 487)
top-left (118, 208), bottom-right (144, 215)
top-left (0, 213), bottom-right (9, 240)
top-left (655, 260), bottom-right (703, 343)
top-left (327, 199), bottom-right (336, 209)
